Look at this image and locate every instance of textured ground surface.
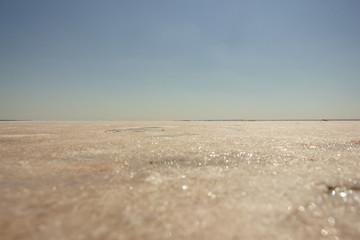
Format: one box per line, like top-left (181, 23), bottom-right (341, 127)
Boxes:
top-left (1, 121), bottom-right (360, 240)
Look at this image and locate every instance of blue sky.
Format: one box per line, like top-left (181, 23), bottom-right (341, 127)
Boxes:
top-left (1, 0), bottom-right (359, 120)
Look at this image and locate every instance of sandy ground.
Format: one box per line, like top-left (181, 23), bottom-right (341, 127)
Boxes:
top-left (0, 121), bottom-right (360, 240)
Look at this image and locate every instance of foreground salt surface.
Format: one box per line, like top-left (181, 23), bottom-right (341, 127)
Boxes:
top-left (1, 121), bottom-right (360, 240)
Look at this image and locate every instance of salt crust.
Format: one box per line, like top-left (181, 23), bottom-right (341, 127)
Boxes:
top-left (1, 121), bottom-right (360, 240)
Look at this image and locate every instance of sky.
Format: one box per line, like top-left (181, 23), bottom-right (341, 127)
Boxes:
top-left (1, 0), bottom-right (360, 121)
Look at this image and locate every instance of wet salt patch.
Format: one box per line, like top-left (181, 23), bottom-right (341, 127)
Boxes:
top-left (146, 158), bottom-right (207, 168)
top-left (150, 134), bottom-right (196, 138)
top-left (326, 185), bottom-right (360, 203)
top-left (106, 127), bottom-right (162, 132)
top-left (349, 139), bottom-right (360, 145)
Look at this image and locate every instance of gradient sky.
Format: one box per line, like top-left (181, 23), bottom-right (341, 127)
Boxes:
top-left (1, 0), bottom-right (360, 120)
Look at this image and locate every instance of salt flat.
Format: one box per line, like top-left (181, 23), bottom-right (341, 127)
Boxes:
top-left (1, 121), bottom-right (360, 240)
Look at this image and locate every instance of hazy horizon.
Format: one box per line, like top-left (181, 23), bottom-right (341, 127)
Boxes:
top-left (1, 0), bottom-right (360, 121)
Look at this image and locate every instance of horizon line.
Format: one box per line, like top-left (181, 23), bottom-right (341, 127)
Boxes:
top-left (1, 119), bottom-right (360, 122)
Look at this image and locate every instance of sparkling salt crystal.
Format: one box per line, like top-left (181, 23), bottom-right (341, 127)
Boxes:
top-left (307, 202), bottom-right (316, 211)
top-left (339, 192), bottom-right (347, 198)
top-left (208, 192), bottom-right (216, 199)
top-left (298, 206), bottom-right (305, 212)
top-left (182, 185), bottom-right (187, 190)
top-left (320, 229), bottom-right (328, 237)
top-left (328, 217), bottom-right (336, 227)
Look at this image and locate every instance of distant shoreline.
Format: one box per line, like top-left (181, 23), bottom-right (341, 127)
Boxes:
top-left (0, 120), bottom-right (31, 121)
top-left (178, 119), bottom-right (360, 122)
top-left (0, 120), bottom-right (23, 121)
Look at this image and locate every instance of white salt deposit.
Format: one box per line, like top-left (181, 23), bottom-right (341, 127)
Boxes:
top-left (0, 121), bottom-right (360, 239)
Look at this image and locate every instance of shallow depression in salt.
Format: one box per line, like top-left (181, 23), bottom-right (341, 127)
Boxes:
top-left (1, 121), bottom-right (360, 240)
